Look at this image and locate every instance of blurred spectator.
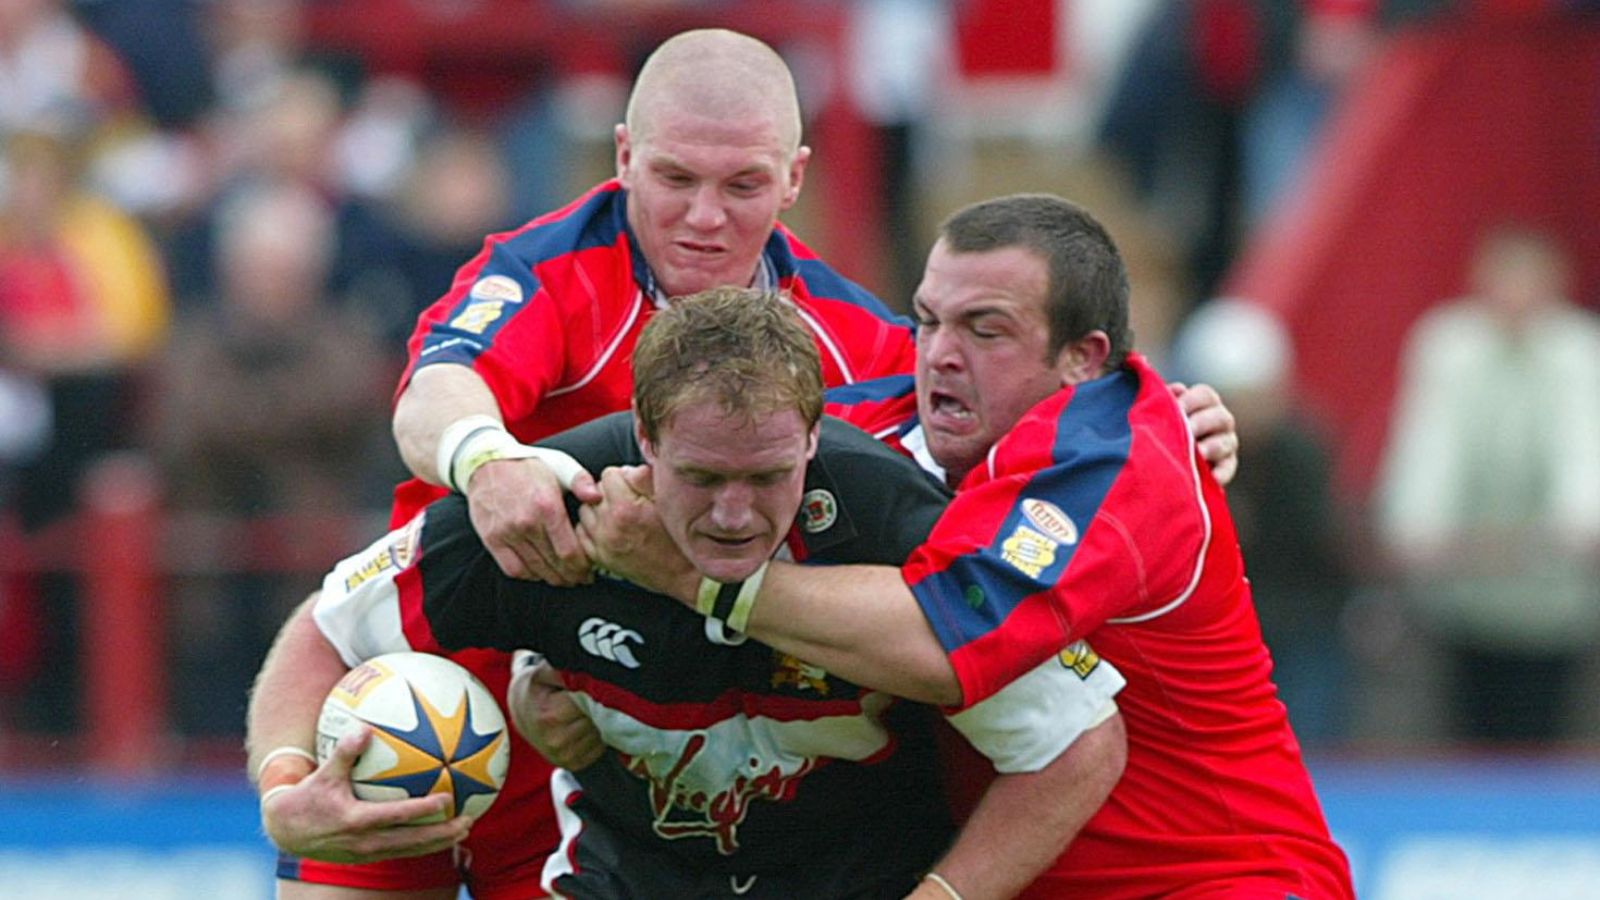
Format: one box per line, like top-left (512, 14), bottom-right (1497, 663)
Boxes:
top-left (1099, 0), bottom-right (1387, 299)
top-left (146, 178), bottom-right (392, 515)
top-left (846, 0), bottom-right (951, 305)
top-left (73, 0), bottom-right (214, 130)
top-left (0, 129), bottom-right (170, 526)
top-left (1171, 297), bottom-right (1353, 744)
top-left (1377, 225), bottom-right (1600, 743)
top-left (202, 0), bottom-right (310, 115)
top-left (166, 65), bottom-right (369, 306)
top-left (0, 0), bottom-right (140, 137)
top-left (340, 124), bottom-right (517, 345)
top-left (0, 127), bottom-right (170, 733)
top-left (145, 179), bottom-right (394, 733)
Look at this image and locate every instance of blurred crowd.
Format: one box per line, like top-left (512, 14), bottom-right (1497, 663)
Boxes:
top-left (0, 0), bottom-right (1595, 758)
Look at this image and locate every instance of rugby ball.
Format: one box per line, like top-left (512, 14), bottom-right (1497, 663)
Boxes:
top-left (317, 651), bottom-right (509, 821)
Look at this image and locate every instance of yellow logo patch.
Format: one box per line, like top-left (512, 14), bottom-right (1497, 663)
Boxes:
top-left (449, 300), bottom-right (507, 335)
top-left (343, 519), bottom-right (421, 591)
top-left (1001, 525), bottom-right (1057, 578)
top-left (1057, 640), bottom-right (1101, 679)
top-left (770, 652), bottom-right (830, 695)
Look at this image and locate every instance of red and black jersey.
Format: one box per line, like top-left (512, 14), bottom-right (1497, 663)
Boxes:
top-left (320, 416), bottom-right (956, 894)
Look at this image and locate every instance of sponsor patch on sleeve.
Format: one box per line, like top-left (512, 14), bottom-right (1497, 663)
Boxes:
top-left (1056, 639), bottom-right (1101, 679)
top-left (469, 274), bottom-right (525, 303)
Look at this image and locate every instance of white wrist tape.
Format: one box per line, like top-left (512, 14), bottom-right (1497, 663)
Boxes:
top-left (255, 745), bottom-right (317, 804)
top-left (436, 414), bottom-right (502, 492)
top-left (436, 415), bottom-right (586, 493)
top-left (254, 745), bottom-right (317, 781)
top-left (694, 561), bottom-right (769, 634)
top-left (259, 783), bottom-right (299, 806)
top-left (924, 872), bottom-right (964, 900)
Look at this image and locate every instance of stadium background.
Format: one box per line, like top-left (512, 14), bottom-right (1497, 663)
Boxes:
top-left (1, 1), bottom-right (1598, 897)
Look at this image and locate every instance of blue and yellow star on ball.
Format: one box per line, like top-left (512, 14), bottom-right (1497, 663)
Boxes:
top-left (359, 684), bottom-right (504, 817)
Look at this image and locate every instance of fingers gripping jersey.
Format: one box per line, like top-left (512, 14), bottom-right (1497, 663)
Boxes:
top-left (891, 353), bottom-right (1353, 899)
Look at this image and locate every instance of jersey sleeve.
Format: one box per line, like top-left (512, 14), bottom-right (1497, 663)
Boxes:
top-left (314, 496), bottom-right (575, 665)
top-left (943, 640), bottom-right (1124, 773)
top-left (903, 367), bottom-right (1211, 706)
top-left (314, 514), bottom-right (431, 666)
top-left (398, 237), bottom-right (568, 420)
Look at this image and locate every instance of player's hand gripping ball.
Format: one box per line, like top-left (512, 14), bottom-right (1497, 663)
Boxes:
top-left (317, 652), bottom-right (509, 821)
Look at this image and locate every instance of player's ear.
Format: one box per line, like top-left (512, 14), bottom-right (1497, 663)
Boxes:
top-left (805, 421), bottom-right (819, 460)
top-left (614, 123), bottom-right (633, 181)
top-left (782, 145), bottom-right (810, 209)
top-left (633, 407), bottom-right (658, 464)
top-left (1055, 330), bottom-right (1111, 387)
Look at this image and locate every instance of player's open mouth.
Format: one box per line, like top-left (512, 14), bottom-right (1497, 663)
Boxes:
top-left (676, 240), bottom-right (725, 256)
top-left (929, 392), bottom-right (974, 422)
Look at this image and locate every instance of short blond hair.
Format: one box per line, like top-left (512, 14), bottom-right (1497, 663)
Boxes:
top-left (624, 28), bottom-right (801, 155)
top-left (632, 287), bottom-right (823, 443)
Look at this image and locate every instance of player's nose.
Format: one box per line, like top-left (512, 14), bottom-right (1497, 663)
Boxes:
top-left (708, 483), bottom-right (755, 531)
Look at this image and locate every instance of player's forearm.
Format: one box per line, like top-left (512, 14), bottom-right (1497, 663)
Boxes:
top-left (743, 562), bottom-right (962, 706)
top-left (927, 712), bottom-right (1126, 899)
top-left (393, 363), bottom-right (504, 485)
top-left (245, 595), bottom-right (350, 782)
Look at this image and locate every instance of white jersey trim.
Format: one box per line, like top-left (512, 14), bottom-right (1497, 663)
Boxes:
top-left (541, 767), bottom-right (584, 896)
top-left (898, 424), bottom-right (948, 484)
top-left (548, 289), bottom-right (647, 398)
top-left (1106, 392), bottom-right (1214, 625)
top-left (790, 304), bottom-right (856, 384)
top-left (313, 519), bottom-right (423, 665)
top-left (946, 643), bottom-right (1125, 773)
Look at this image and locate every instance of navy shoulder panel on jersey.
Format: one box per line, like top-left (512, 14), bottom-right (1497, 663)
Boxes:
top-left (495, 184), bottom-right (627, 270)
top-left (824, 374), bottom-right (915, 407)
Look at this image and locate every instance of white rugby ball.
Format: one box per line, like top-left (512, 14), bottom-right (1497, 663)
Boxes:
top-left (317, 651), bottom-right (509, 821)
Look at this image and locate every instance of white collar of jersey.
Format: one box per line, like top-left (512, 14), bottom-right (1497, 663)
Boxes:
top-left (646, 256), bottom-right (778, 309)
top-left (898, 423), bottom-right (947, 485)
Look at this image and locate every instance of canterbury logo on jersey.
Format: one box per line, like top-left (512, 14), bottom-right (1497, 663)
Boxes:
top-left (578, 618), bottom-right (643, 669)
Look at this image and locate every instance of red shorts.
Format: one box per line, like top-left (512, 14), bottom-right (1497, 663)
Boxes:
top-left (277, 650), bottom-right (561, 899)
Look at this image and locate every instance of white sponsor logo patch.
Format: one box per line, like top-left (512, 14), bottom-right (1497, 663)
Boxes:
top-left (469, 274), bottom-right (524, 303)
top-left (1022, 498), bottom-right (1078, 545)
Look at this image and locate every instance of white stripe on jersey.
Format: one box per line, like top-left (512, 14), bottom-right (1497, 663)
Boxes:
top-left (541, 768), bottom-right (584, 895)
top-left (790, 303), bottom-right (857, 384)
top-left (1106, 389), bottom-right (1213, 625)
top-left (548, 290), bottom-right (647, 398)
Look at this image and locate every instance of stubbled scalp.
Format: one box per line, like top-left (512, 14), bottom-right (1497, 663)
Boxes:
top-left (625, 28), bottom-right (802, 155)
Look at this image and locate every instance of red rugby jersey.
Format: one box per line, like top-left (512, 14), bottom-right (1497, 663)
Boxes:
top-left (842, 356), bottom-right (1354, 899)
top-left (393, 179), bottom-right (917, 523)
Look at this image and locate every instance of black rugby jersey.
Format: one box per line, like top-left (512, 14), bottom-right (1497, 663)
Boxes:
top-left (323, 414), bottom-right (956, 894)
